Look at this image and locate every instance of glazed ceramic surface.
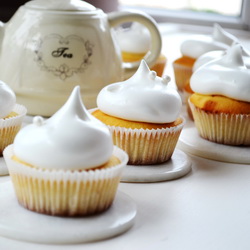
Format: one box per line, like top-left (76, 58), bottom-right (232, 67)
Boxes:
top-left (121, 149), bottom-right (192, 183)
top-left (0, 0), bottom-right (162, 116)
top-left (178, 127), bottom-right (250, 164)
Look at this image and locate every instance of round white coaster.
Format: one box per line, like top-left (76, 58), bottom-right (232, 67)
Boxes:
top-left (121, 149), bottom-right (192, 183)
top-left (0, 157), bottom-right (8, 176)
top-left (177, 127), bottom-right (250, 164)
top-left (0, 181), bottom-right (136, 244)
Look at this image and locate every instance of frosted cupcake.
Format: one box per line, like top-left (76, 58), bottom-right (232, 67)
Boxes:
top-left (0, 81), bottom-right (27, 156)
top-left (184, 44), bottom-right (250, 120)
top-left (189, 44), bottom-right (250, 145)
top-left (116, 23), bottom-right (167, 78)
top-left (173, 24), bottom-right (237, 91)
top-left (92, 60), bottom-right (184, 165)
top-left (3, 86), bottom-right (128, 216)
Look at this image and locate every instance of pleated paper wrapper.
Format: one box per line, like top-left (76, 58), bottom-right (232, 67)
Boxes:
top-left (189, 101), bottom-right (250, 146)
top-left (4, 145), bottom-right (128, 216)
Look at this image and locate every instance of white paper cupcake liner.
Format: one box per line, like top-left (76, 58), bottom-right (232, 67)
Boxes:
top-left (108, 118), bottom-right (185, 165)
top-left (3, 145), bottom-right (128, 216)
top-left (0, 104), bottom-right (27, 155)
top-left (189, 101), bottom-right (250, 145)
top-left (172, 62), bottom-right (193, 91)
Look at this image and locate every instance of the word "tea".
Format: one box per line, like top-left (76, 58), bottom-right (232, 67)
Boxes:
top-left (52, 47), bottom-right (73, 58)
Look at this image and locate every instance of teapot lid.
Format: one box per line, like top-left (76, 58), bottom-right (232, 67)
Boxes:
top-left (25, 0), bottom-right (96, 11)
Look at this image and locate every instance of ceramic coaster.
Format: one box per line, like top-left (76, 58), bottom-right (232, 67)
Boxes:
top-left (121, 149), bottom-right (192, 183)
top-left (0, 157), bottom-right (8, 176)
top-left (0, 181), bottom-right (136, 244)
top-left (177, 127), bottom-right (250, 164)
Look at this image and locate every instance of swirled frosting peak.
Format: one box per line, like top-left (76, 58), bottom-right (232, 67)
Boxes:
top-left (180, 24), bottom-right (237, 59)
top-left (212, 23), bottom-right (238, 45)
top-left (193, 42), bottom-right (250, 71)
top-left (0, 80), bottom-right (16, 119)
top-left (97, 60), bottom-right (182, 123)
top-left (13, 86), bottom-right (113, 170)
top-left (190, 44), bottom-right (250, 102)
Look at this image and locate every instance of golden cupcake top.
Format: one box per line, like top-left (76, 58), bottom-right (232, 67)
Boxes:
top-left (190, 93), bottom-right (250, 114)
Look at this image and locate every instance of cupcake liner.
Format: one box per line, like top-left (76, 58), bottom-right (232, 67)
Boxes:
top-left (0, 104), bottom-right (27, 155)
top-left (183, 90), bottom-right (193, 120)
top-left (189, 101), bottom-right (250, 145)
top-left (3, 145), bottom-right (128, 216)
top-left (172, 63), bottom-right (193, 91)
top-left (107, 119), bottom-right (185, 165)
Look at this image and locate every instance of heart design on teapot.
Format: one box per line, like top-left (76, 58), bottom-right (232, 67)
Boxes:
top-left (33, 34), bottom-right (94, 80)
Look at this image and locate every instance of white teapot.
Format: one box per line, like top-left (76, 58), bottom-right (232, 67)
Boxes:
top-left (0, 0), bottom-right (162, 116)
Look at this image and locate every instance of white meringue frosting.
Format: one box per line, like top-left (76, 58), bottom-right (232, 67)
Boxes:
top-left (180, 24), bottom-right (237, 59)
top-left (212, 23), bottom-right (238, 45)
top-left (193, 50), bottom-right (226, 72)
top-left (193, 43), bottom-right (250, 71)
top-left (0, 81), bottom-right (16, 119)
top-left (13, 86), bottom-right (114, 170)
top-left (190, 44), bottom-right (250, 102)
top-left (97, 60), bottom-right (182, 123)
top-left (116, 23), bottom-right (151, 54)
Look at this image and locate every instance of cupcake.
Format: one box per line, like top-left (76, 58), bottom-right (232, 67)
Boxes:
top-left (0, 81), bottom-right (27, 156)
top-left (116, 23), bottom-right (167, 78)
top-left (92, 60), bottom-right (184, 165)
top-left (184, 44), bottom-right (250, 120)
top-left (173, 24), bottom-right (237, 91)
top-left (189, 44), bottom-right (250, 146)
top-left (3, 86), bottom-right (128, 216)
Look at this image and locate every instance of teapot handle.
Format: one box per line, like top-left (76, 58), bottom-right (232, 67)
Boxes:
top-left (108, 11), bottom-right (162, 79)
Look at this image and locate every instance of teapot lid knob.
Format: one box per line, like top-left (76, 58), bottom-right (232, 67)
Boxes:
top-left (25, 0), bottom-right (96, 11)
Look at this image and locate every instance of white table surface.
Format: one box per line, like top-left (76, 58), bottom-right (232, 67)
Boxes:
top-left (1, 23), bottom-right (250, 250)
